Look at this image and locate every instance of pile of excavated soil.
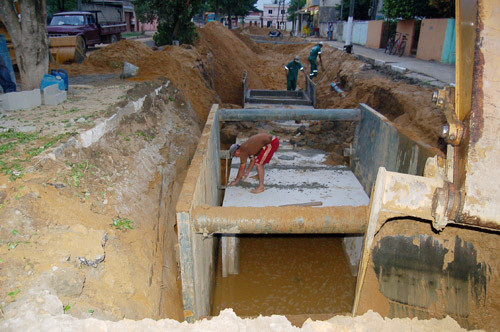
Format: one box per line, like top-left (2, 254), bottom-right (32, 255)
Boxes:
top-left (197, 22), bottom-right (266, 105)
top-left (55, 40), bottom-right (218, 120)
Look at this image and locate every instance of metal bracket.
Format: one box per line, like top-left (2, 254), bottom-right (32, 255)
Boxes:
top-left (432, 86), bottom-right (464, 146)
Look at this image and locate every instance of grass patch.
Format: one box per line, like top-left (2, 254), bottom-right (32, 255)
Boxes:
top-left (112, 217), bottom-right (134, 230)
top-left (0, 130), bottom-right (75, 181)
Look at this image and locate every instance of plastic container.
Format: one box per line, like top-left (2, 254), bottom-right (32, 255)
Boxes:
top-left (50, 69), bottom-right (68, 90)
top-left (0, 34), bottom-right (17, 88)
top-left (40, 74), bottom-right (64, 92)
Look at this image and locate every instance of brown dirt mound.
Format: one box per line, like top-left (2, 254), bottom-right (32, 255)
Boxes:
top-left (244, 26), bottom-right (275, 36)
top-left (55, 40), bottom-right (218, 120)
top-left (197, 21), bottom-right (266, 104)
top-left (86, 40), bottom-right (154, 70)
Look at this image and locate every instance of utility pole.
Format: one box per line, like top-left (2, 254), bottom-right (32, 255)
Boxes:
top-left (295, 0), bottom-right (301, 36)
top-left (277, 0), bottom-right (285, 30)
top-left (344, 0), bottom-right (354, 53)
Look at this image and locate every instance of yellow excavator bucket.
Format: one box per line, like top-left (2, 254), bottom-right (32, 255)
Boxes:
top-left (49, 35), bottom-right (86, 64)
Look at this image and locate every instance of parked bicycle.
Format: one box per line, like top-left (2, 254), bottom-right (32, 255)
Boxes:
top-left (391, 32), bottom-right (408, 57)
top-left (384, 34), bottom-right (395, 54)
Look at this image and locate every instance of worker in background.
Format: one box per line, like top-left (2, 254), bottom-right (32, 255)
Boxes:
top-left (308, 41), bottom-right (323, 79)
top-left (285, 55), bottom-right (304, 91)
top-left (0, 56), bottom-right (16, 93)
top-left (229, 133), bottom-right (280, 194)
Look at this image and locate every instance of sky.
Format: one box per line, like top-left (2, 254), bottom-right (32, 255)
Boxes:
top-left (256, 0), bottom-right (282, 10)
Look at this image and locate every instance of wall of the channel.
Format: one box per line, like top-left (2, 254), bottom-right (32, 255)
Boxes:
top-left (344, 103), bottom-right (441, 277)
top-left (351, 103), bottom-right (440, 195)
top-left (176, 105), bottom-right (221, 321)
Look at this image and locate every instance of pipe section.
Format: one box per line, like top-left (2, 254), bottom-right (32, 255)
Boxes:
top-left (193, 205), bottom-right (368, 234)
top-left (219, 108), bottom-right (361, 121)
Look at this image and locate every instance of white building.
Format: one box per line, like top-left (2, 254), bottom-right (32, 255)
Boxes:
top-left (244, 11), bottom-right (263, 27)
top-left (263, 2), bottom-right (292, 30)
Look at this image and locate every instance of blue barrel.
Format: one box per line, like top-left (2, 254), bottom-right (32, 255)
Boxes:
top-left (40, 74), bottom-right (65, 91)
top-left (0, 34), bottom-right (16, 87)
top-left (50, 69), bottom-right (68, 90)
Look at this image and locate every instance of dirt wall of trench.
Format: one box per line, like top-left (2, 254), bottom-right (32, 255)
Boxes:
top-left (0, 82), bottom-right (202, 321)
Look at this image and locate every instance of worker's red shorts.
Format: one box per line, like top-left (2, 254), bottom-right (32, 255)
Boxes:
top-left (255, 136), bottom-right (279, 165)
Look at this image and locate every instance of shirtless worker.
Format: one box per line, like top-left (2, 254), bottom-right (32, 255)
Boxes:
top-left (229, 133), bottom-right (280, 194)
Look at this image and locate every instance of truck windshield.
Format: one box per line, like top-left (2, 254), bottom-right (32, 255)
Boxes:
top-left (50, 15), bottom-right (85, 26)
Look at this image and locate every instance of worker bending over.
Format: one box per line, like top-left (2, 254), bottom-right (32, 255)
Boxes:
top-left (285, 55), bottom-right (304, 91)
top-left (229, 133), bottom-right (280, 194)
top-left (308, 41), bottom-right (323, 79)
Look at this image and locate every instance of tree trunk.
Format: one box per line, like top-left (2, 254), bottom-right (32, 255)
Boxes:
top-left (0, 0), bottom-right (49, 90)
top-left (227, 9), bottom-right (232, 29)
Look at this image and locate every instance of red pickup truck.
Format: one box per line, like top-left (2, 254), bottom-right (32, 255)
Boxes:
top-left (47, 11), bottom-right (126, 49)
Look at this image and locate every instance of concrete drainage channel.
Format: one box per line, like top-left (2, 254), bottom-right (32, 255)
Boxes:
top-left (175, 97), bottom-right (435, 321)
top-left (175, 82), bottom-right (499, 329)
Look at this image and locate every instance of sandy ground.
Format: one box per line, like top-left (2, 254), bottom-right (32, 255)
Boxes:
top-left (0, 22), bottom-right (457, 329)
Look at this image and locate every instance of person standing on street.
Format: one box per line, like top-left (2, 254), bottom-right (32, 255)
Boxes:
top-left (327, 22), bottom-right (333, 41)
top-left (229, 133), bottom-right (280, 194)
top-left (308, 41), bottom-right (323, 79)
top-left (285, 55), bottom-right (304, 91)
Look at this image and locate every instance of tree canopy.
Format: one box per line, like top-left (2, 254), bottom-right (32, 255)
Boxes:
top-left (46, 0), bottom-right (78, 16)
top-left (336, 0), bottom-right (372, 21)
top-left (383, 0), bottom-right (455, 19)
top-left (133, 0), bottom-right (204, 45)
top-left (286, 0), bottom-right (306, 22)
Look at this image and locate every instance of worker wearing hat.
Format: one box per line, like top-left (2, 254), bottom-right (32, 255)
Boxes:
top-left (308, 41), bottom-right (323, 78)
top-left (229, 133), bottom-right (280, 194)
top-left (285, 55), bottom-right (304, 91)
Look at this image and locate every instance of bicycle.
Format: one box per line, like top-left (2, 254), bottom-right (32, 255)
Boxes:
top-left (391, 32), bottom-right (408, 57)
top-left (384, 34), bottom-right (395, 54)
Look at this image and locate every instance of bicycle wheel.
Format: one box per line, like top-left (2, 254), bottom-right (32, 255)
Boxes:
top-left (398, 41), bottom-right (406, 57)
top-left (384, 39), bottom-right (392, 53)
top-left (390, 40), bottom-right (398, 55)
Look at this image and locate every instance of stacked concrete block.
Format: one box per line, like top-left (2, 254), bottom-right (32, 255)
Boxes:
top-left (43, 84), bottom-right (67, 106)
top-left (0, 89), bottom-right (42, 111)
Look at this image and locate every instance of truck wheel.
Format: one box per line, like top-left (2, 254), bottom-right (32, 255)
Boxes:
top-left (75, 36), bottom-right (86, 64)
top-left (111, 34), bottom-right (118, 43)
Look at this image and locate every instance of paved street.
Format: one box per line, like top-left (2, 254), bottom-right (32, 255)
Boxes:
top-left (323, 39), bottom-right (455, 86)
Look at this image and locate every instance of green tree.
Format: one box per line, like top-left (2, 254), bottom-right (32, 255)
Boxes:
top-left (383, 0), bottom-right (454, 19)
top-left (46, 0), bottom-right (78, 16)
top-left (218, 0), bottom-right (256, 29)
top-left (287, 0), bottom-right (306, 22)
top-left (336, 0), bottom-right (372, 21)
top-left (133, 0), bottom-right (204, 45)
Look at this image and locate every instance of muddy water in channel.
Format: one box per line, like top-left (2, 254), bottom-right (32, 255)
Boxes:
top-left (211, 235), bottom-right (356, 316)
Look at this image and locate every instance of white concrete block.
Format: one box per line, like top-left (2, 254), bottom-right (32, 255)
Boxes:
top-left (374, 59), bottom-right (386, 67)
top-left (0, 89), bottom-right (41, 111)
top-left (43, 84), bottom-right (67, 106)
top-left (390, 65), bottom-right (407, 74)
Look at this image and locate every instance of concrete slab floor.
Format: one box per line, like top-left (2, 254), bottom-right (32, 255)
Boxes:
top-left (224, 140), bottom-right (369, 208)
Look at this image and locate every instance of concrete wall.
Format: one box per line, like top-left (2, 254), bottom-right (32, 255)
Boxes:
top-left (176, 105), bottom-right (221, 321)
top-left (396, 20), bottom-right (416, 56)
top-left (366, 20), bottom-right (384, 49)
top-left (416, 18), bottom-right (455, 64)
top-left (416, 18), bottom-right (448, 62)
top-left (351, 104), bottom-right (439, 195)
top-left (341, 21), bottom-right (368, 45)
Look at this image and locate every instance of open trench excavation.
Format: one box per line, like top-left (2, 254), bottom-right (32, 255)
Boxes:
top-left (2, 21), bottom-right (490, 331)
